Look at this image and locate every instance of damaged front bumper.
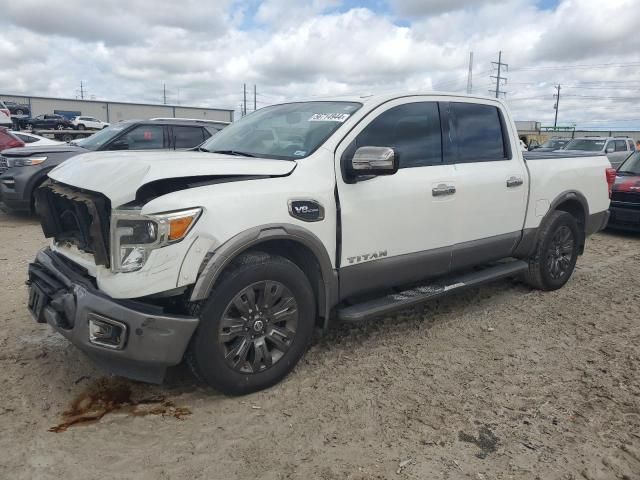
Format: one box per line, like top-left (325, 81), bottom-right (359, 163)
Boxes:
top-left (28, 248), bottom-right (199, 383)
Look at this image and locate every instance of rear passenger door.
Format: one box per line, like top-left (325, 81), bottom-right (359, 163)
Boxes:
top-left (336, 99), bottom-right (457, 298)
top-left (446, 101), bottom-right (528, 271)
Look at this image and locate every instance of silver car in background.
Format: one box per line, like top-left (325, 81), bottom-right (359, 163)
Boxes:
top-left (560, 137), bottom-right (636, 168)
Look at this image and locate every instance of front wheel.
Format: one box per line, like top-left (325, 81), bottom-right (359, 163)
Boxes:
top-left (524, 210), bottom-right (580, 291)
top-left (56, 124), bottom-right (64, 130)
top-left (187, 252), bottom-right (316, 395)
top-left (77, 124), bottom-right (85, 130)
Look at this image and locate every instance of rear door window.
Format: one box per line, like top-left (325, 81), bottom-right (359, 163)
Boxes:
top-left (353, 102), bottom-right (442, 168)
top-left (172, 126), bottom-right (206, 149)
top-left (451, 102), bottom-right (509, 162)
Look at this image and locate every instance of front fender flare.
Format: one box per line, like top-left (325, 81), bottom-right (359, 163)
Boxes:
top-left (189, 223), bottom-right (338, 326)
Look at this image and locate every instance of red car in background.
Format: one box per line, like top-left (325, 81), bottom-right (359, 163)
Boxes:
top-left (0, 127), bottom-right (25, 152)
top-left (608, 151), bottom-right (640, 231)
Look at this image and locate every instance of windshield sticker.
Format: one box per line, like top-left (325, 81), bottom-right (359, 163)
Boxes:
top-left (294, 150), bottom-right (307, 156)
top-left (309, 113), bottom-right (351, 122)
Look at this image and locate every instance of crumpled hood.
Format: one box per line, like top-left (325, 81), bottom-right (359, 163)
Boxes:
top-left (48, 150), bottom-right (296, 206)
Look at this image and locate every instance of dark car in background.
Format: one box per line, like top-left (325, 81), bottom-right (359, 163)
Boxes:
top-left (0, 127), bottom-right (25, 151)
top-left (0, 118), bottom-right (227, 212)
top-left (16, 113), bottom-right (73, 131)
top-left (608, 151), bottom-right (640, 232)
top-left (4, 101), bottom-right (30, 116)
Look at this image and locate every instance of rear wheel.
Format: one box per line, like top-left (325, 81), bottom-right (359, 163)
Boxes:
top-left (524, 210), bottom-right (580, 291)
top-left (77, 124), bottom-right (85, 130)
top-left (56, 124), bottom-right (64, 130)
top-left (187, 252), bottom-right (316, 395)
top-left (26, 123), bottom-right (33, 131)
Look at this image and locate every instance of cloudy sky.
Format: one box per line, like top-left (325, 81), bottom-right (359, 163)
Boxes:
top-left (1, 0), bottom-right (639, 129)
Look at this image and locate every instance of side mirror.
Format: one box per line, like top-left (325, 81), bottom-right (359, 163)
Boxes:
top-left (351, 146), bottom-right (398, 176)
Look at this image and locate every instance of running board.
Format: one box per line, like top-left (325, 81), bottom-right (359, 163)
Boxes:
top-left (337, 260), bottom-right (528, 322)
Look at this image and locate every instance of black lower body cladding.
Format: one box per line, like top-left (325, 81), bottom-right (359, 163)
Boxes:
top-left (35, 182), bottom-right (111, 267)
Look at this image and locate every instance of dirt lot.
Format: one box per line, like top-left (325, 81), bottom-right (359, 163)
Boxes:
top-left (0, 209), bottom-right (639, 480)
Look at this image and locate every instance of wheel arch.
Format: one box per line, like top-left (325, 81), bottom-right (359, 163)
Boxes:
top-left (190, 224), bottom-right (338, 330)
top-left (550, 190), bottom-right (588, 253)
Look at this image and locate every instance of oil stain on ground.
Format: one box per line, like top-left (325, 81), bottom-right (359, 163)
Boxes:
top-left (458, 425), bottom-right (499, 459)
top-left (49, 377), bottom-right (191, 433)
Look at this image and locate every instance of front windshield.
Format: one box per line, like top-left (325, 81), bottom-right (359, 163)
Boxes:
top-left (72, 123), bottom-right (131, 150)
top-left (564, 139), bottom-right (606, 152)
top-left (618, 152), bottom-right (640, 174)
top-left (199, 101), bottom-right (362, 160)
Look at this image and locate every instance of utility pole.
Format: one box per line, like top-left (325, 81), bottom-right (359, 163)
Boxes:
top-left (254, 85), bottom-right (257, 111)
top-left (466, 51), bottom-right (474, 94)
top-left (80, 80), bottom-right (85, 100)
top-left (490, 51), bottom-right (508, 98)
top-left (163, 83), bottom-right (167, 105)
top-left (553, 84), bottom-right (561, 129)
top-left (243, 83), bottom-right (247, 117)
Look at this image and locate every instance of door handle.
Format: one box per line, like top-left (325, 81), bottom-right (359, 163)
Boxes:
top-left (506, 176), bottom-right (524, 188)
top-left (432, 184), bottom-right (456, 197)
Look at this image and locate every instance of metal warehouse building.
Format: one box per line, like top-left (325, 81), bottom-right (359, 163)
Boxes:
top-left (0, 94), bottom-right (234, 123)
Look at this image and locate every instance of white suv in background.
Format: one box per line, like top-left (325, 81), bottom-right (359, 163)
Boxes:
top-left (0, 101), bottom-right (12, 128)
top-left (71, 116), bottom-right (110, 130)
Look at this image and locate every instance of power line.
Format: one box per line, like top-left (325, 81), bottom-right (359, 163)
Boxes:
top-left (510, 62), bottom-right (640, 72)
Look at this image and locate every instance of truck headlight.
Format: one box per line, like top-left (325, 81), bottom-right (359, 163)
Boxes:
top-left (6, 156), bottom-right (47, 167)
top-left (110, 208), bottom-right (201, 273)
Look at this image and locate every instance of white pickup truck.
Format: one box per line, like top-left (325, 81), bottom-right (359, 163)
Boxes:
top-left (28, 93), bottom-right (613, 394)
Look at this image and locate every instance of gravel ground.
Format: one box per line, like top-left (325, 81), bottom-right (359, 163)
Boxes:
top-left (0, 209), bottom-right (639, 480)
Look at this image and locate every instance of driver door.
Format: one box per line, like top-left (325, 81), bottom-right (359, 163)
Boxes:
top-left (335, 99), bottom-right (456, 299)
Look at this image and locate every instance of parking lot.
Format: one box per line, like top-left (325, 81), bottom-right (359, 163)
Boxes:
top-left (0, 209), bottom-right (637, 479)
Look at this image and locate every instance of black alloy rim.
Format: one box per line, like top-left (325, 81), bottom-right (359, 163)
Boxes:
top-left (218, 281), bottom-right (298, 374)
top-left (546, 225), bottom-right (574, 280)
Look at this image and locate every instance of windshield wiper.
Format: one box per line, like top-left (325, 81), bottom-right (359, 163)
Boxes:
top-left (209, 150), bottom-right (256, 157)
top-left (616, 170), bottom-right (638, 176)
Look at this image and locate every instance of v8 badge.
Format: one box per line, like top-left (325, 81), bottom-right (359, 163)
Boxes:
top-left (288, 199), bottom-right (325, 222)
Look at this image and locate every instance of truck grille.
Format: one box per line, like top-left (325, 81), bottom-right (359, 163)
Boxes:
top-left (35, 183), bottom-right (112, 267)
top-left (0, 156), bottom-right (7, 175)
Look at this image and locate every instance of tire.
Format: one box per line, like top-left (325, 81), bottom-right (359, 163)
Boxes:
top-left (56, 124), bottom-right (64, 130)
top-left (77, 124), bottom-right (85, 130)
top-left (15, 109), bottom-right (23, 116)
top-left (524, 210), bottom-right (580, 291)
top-left (187, 252), bottom-right (316, 395)
top-left (26, 123), bottom-right (33, 131)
